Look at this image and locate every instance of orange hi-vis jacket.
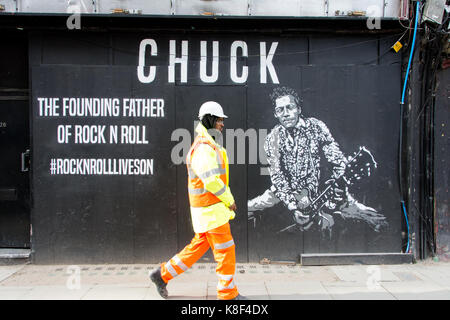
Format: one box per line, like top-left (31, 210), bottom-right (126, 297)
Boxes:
top-left (187, 137), bottom-right (227, 207)
top-left (185, 123), bottom-right (235, 233)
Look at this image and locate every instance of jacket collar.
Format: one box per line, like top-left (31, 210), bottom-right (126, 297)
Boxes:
top-left (195, 122), bottom-right (218, 146)
top-left (296, 117), bottom-right (307, 128)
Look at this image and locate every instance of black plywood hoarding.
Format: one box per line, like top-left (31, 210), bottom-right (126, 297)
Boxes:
top-left (30, 31), bottom-right (403, 263)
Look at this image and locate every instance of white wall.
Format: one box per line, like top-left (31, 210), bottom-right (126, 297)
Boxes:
top-left (2, 0), bottom-right (406, 18)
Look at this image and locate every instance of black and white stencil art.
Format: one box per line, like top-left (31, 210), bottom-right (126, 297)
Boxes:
top-left (248, 87), bottom-right (388, 237)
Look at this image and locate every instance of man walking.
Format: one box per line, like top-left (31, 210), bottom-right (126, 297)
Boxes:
top-left (150, 101), bottom-right (246, 300)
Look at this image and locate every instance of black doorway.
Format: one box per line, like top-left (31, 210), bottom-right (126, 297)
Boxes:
top-left (0, 32), bottom-right (30, 248)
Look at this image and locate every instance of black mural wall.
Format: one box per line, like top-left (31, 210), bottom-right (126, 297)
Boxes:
top-left (29, 30), bottom-right (403, 263)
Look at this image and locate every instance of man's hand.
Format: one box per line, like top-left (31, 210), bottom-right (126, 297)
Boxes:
top-left (294, 189), bottom-right (311, 210)
top-left (332, 161), bottom-right (347, 179)
top-left (228, 202), bottom-right (237, 212)
top-left (293, 210), bottom-right (311, 226)
top-left (324, 179), bottom-right (348, 203)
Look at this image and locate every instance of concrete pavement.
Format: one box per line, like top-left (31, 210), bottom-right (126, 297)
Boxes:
top-left (0, 258), bottom-right (449, 300)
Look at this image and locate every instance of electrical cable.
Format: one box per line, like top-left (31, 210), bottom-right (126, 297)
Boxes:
top-left (70, 31), bottom-right (403, 59)
top-left (401, 1), bottom-right (420, 104)
top-left (400, 2), bottom-right (447, 257)
top-left (414, 6), bottom-right (449, 258)
top-left (399, 0), bottom-right (421, 254)
top-left (422, 9), bottom-right (448, 256)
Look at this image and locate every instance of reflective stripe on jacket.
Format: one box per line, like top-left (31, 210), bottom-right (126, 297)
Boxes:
top-left (186, 123), bottom-right (235, 233)
top-left (187, 136), bottom-right (227, 207)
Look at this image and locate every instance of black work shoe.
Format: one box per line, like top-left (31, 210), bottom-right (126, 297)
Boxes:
top-left (218, 294), bottom-right (249, 300)
top-left (149, 267), bottom-right (168, 299)
top-left (232, 294), bottom-right (249, 300)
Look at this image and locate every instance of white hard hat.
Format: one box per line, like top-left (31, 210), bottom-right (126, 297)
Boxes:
top-left (198, 101), bottom-right (228, 120)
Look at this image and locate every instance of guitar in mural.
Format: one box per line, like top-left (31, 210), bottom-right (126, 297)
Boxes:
top-left (277, 146), bottom-right (385, 233)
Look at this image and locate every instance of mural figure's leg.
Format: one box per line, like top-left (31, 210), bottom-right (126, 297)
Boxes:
top-left (335, 194), bottom-right (388, 232)
top-left (247, 186), bottom-right (281, 227)
top-left (247, 186), bottom-right (280, 216)
top-left (317, 212), bottom-right (334, 240)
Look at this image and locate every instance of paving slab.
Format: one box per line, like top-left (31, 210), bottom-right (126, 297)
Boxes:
top-left (412, 266), bottom-right (450, 289)
top-left (143, 286), bottom-right (166, 300)
top-left (236, 281), bottom-right (270, 300)
top-left (330, 265), bottom-right (400, 284)
top-left (0, 286), bottom-right (33, 300)
top-left (81, 284), bottom-right (150, 300)
top-left (20, 285), bottom-right (92, 300)
top-left (204, 279), bottom-right (270, 300)
top-left (264, 280), bottom-right (332, 300)
top-left (165, 281), bottom-right (208, 300)
top-left (380, 281), bottom-right (450, 300)
top-left (322, 281), bottom-right (396, 300)
top-left (0, 265), bottom-right (26, 282)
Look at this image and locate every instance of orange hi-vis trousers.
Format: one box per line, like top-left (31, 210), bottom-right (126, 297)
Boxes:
top-left (160, 222), bottom-right (238, 300)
